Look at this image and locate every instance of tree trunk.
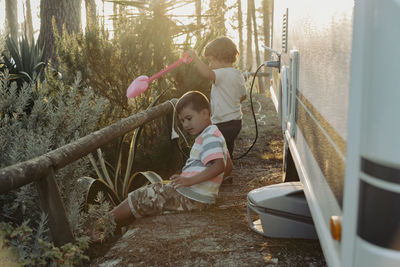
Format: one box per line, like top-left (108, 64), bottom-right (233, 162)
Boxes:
top-left (262, 0), bottom-right (273, 90)
top-left (25, 0), bottom-right (34, 44)
top-left (119, 3), bottom-right (126, 15)
top-left (85, 0), bottom-right (97, 30)
top-left (5, 0), bottom-right (18, 43)
top-left (39, 0), bottom-right (82, 68)
top-left (209, 0), bottom-right (226, 36)
top-left (251, 0), bottom-right (264, 93)
top-left (262, 0), bottom-right (273, 61)
top-left (245, 0), bottom-right (253, 70)
top-left (101, 0), bottom-right (105, 32)
top-left (113, 2), bottom-right (118, 32)
top-left (237, 0), bottom-right (244, 70)
top-left (195, 0), bottom-right (202, 40)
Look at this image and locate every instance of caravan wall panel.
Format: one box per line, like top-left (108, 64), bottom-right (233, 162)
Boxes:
top-left (272, 0), bottom-right (354, 205)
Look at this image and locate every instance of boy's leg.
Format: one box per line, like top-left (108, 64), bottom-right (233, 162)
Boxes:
top-left (110, 183), bottom-right (207, 227)
top-left (216, 120), bottom-right (242, 158)
top-left (111, 198), bottom-right (136, 228)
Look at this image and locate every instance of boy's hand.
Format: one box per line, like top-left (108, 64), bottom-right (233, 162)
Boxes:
top-left (186, 50), bottom-right (198, 61)
top-left (186, 50), bottom-right (216, 82)
top-left (170, 174), bottom-right (194, 189)
top-left (169, 159), bottom-right (225, 189)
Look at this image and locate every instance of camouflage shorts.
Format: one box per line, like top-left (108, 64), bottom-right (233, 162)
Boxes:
top-left (127, 182), bottom-right (208, 218)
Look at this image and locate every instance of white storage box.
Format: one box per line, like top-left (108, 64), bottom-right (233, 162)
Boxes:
top-left (247, 182), bottom-right (317, 239)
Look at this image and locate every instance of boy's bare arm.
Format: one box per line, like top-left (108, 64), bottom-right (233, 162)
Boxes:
top-left (224, 156), bottom-right (233, 178)
top-left (170, 158), bottom-right (225, 189)
top-left (187, 50), bottom-right (216, 83)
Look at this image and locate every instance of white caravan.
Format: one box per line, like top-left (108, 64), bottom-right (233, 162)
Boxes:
top-left (266, 0), bottom-right (400, 266)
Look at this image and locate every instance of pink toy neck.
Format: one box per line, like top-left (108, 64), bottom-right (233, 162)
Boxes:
top-left (147, 52), bottom-right (191, 83)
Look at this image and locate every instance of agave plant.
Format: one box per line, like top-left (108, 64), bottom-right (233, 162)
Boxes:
top-left (1, 34), bottom-right (46, 87)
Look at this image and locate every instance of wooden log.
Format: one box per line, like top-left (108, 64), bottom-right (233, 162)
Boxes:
top-left (35, 167), bottom-right (75, 246)
top-left (0, 99), bottom-right (177, 193)
top-left (0, 155), bottom-right (53, 193)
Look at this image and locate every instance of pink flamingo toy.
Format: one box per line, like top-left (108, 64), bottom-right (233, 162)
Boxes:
top-left (126, 51), bottom-right (192, 98)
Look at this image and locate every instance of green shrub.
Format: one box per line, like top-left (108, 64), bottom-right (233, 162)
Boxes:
top-left (55, 2), bottom-right (211, 119)
top-left (0, 69), bottom-right (113, 265)
top-left (1, 34), bottom-right (46, 89)
top-left (0, 214), bottom-right (89, 266)
top-left (55, 19), bottom-right (176, 118)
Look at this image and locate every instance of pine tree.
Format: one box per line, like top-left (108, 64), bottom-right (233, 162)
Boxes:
top-left (237, 0), bottom-right (244, 70)
top-left (195, 0), bottom-right (202, 40)
top-left (262, 0), bottom-right (273, 61)
top-left (246, 0), bottom-right (253, 70)
top-left (39, 0), bottom-right (82, 67)
top-left (251, 0), bottom-right (264, 93)
top-left (85, 0), bottom-right (97, 30)
top-left (25, 0), bottom-right (34, 45)
top-left (209, 0), bottom-right (227, 36)
top-left (5, 0), bottom-right (18, 43)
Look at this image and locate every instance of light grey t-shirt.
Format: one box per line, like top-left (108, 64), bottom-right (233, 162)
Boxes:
top-left (210, 68), bottom-right (246, 124)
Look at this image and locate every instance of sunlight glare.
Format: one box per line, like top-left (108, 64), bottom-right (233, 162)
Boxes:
top-left (0, 0), bottom-right (262, 55)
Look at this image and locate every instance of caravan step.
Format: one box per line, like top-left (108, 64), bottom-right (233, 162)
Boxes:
top-left (247, 182), bottom-right (318, 239)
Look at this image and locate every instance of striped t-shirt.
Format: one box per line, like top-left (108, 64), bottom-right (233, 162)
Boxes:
top-left (177, 124), bottom-right (229, 204)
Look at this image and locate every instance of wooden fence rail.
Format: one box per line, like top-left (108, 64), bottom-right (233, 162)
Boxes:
top-left (0, 99), bottom-right (176, 246)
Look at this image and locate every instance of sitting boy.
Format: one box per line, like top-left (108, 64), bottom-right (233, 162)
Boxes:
top-left (110, 91), bottom-right (233, 228)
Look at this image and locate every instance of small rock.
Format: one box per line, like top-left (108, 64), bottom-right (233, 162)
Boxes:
top-left (98, 258), bottom-right (122, 267)
top-left (267, 258), bottom-right (278, 264)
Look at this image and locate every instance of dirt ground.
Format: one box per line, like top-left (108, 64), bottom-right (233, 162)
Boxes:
top-left (91, 93), bottom-right (327, 266)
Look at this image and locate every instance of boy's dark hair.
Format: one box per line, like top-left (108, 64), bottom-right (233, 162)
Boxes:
top-left (176, 91), bottom-right (210, 114)
top-left (204, 36), bottom-right (239, 63)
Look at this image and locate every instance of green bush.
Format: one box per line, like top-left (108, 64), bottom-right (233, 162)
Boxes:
top-left (1, 34), bottom-right (46, 89)
top-left (0, 214), bottom-right (89, 266)
top-left (0, 69), bottom-right (113, 265)
top-left (55, 2), bottom-right (211, 117)
top-left (55, 15), bottom-right (177, 118)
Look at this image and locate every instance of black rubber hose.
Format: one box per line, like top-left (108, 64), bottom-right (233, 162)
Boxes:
top-left (233, 63), bottom-right (265, 160)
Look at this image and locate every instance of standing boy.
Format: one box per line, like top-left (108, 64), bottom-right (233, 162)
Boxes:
top-left (110, 91), bottom-right (232, 228)
top-left (188, 36), bottom-right (247, 159)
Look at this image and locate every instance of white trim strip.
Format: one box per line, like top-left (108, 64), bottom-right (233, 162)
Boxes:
top-left (360, 173), bottom-right (400, 193)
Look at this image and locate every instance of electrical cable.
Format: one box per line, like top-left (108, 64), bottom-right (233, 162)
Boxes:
top-left (168, 100), bottom-right (191, 158)
top-left (167, 100), bottom-right (179, 140)
top-left (233, 63), bottom-right (265, 160)
top-left (168, 62), bottom-right (268, 161)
